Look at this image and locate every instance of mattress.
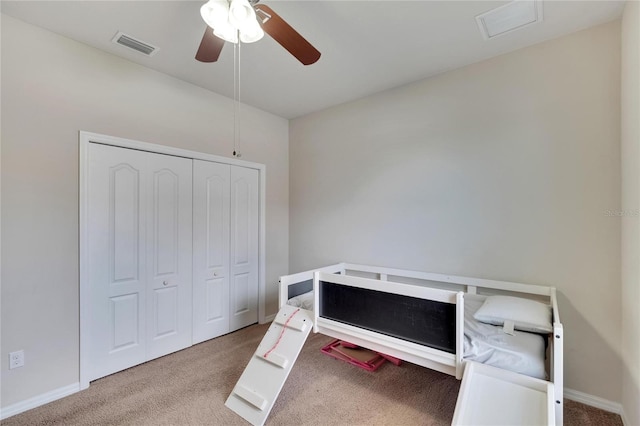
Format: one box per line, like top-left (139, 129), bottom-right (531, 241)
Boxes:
top-left (287, 291), bottom-right (546, 379)
top-left (463, 294), bottom-right (546, 380)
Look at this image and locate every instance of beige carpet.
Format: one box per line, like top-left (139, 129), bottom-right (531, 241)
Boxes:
top-left (2, 323), bottom-right (623, 426)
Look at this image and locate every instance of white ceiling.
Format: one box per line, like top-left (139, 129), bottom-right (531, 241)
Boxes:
top-left (1, 0), bottom-right (625, 119)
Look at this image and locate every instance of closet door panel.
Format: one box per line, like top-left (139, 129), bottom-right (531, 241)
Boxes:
top-left (146, 154), bottom-right (193, 359)
top-left (193, 160), bottom-right (231, 343)
top-left (111, 294), bottom-right (140, 349)
top-left (87, 143), bottom-right (148, 381)
top-left (229, 166), bottom-right (259, 332)
top-left (111, 165), bottom-right (141, 283)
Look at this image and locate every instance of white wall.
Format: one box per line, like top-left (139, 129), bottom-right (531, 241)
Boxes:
top-left (621, 1), bottom-right (640, 425)
top-left (290, 21), bottom-right (622, 403)
top-left (0, 15), bottom-right (288, 408)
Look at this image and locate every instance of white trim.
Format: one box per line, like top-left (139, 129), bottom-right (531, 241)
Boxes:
top-left (564, 388), bottom-right (624, 416)
top-left (0, 383), bottom-right (80, 420)
top-left (263, 313), bottom-right (276, 323)
top-left (258, 164), bottom-right (266, 324)
top-left (620, 407), bottom-right (629, 426)
top-left (80, 131), bottom-right (262, 170)
top-left (79, 131), bottom-right (267, 388)
top-left (79, 135), bottom-right (90, 390)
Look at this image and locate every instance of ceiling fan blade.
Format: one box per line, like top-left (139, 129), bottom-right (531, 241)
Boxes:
top-left (255, 5), bottom-right (321, 66)
top-left (195, 27), bottom-right (225, 63)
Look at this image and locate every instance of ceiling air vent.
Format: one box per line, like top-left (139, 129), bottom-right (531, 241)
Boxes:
top-left (111, 31), bottom-right (159, 56)
top-left (476, 0), bottom-right (543, 40)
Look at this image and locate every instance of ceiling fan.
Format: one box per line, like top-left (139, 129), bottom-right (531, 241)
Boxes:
top-left (195, 0), bottom-right (321, 65)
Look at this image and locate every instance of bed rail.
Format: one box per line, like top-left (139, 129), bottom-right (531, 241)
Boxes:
top-left (343, 263), bottom-right (555, 297)
top-left (550, 288), bottom-right (564, 425)
top-left (280, 262), bottom-right (557, 306)
top-left (313, 271), bottom-right (465, 378)
top-left (278, 263), bottom-right (344, 309)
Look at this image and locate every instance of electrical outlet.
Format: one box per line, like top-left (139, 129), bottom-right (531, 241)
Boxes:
top-left (9, 350), bottom-right (24, 369)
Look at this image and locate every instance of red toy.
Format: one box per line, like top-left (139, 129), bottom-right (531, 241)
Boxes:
top-left (320, 339), bottom-right (401, 371)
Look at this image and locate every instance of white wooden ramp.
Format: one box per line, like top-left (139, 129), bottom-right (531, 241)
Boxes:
top-left (225, 305), bottom-right (313, 426)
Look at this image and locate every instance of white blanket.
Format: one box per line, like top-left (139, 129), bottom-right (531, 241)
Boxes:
top-left (463, 294), bottom-right (546, 379)
top-left (287, 291), bottom-right (315, 310)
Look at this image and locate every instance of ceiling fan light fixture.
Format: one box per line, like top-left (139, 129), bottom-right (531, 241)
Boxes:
top-left (213, 24), bottom-right (238, 44)
top-left (239, 20), bottom-right (264, 43)
top-left (229, 0), bottom-right (257, 32)
top-left (195, 0), bottom-right (321, 65)
top-left (200, 0), bottom-right (230, 29)
top-left (200, 0), bottom-right (262, 44)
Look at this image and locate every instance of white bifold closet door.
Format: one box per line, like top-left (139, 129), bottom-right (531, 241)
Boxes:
top-left (193, 160), bottom-right (259, 344)
top-left (87, 143), bottom-right (192, 381)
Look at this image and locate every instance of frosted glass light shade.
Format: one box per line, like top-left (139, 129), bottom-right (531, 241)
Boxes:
top-left (214, 23), bottom-right (239, 44)
top-left (200, 0), bottom-right (230, 29)
top-left (200, 0), bottom-right (263, 44)
top-left (229, 0), bottom-right (255, 30)
top-left (239, 20), bottom-right (264, 43)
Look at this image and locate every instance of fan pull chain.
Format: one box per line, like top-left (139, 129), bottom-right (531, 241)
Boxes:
top-left (233, 34), bottom-right (242, 158)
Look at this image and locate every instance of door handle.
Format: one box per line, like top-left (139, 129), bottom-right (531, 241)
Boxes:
top-left (163, 280), bottom-right (169, 286)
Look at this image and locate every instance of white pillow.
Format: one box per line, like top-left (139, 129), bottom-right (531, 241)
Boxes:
top-left (473, 295), bottom-right (552, 334)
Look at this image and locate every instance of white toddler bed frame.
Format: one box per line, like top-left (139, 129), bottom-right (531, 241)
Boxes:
top-left (279, 262), bottom-right (564, 425)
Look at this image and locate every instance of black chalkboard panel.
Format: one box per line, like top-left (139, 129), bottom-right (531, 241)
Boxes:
top-left (287, 279), bottom-right (313, 299)
top-left (286, 272), bottom-right (342, 300)
top-left (319, 281), bottom-right (456, 353)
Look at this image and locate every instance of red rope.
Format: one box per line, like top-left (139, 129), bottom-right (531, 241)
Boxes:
top-left (263, 308), bottom-right (301, 359)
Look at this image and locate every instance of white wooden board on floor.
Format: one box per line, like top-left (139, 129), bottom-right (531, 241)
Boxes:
top-left (225, 305), bottom-right (313, 426)
top-left (452, 361), bottom-right (555, 426)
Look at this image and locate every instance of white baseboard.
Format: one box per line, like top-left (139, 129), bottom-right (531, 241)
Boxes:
top-left (564, 388), bottom-right (623, 416)
top-left (0, 382), bottom-right (80, 420)
top-left (263, 313), bottom-right (276, 323)
top-left (620, 409), bottom-right (629, 426)
top-left (0, 381), bottom-right (628, 422)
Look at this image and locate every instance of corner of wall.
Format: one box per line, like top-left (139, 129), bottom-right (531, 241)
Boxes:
top-left (620, 1), bottom-right (640, 426)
